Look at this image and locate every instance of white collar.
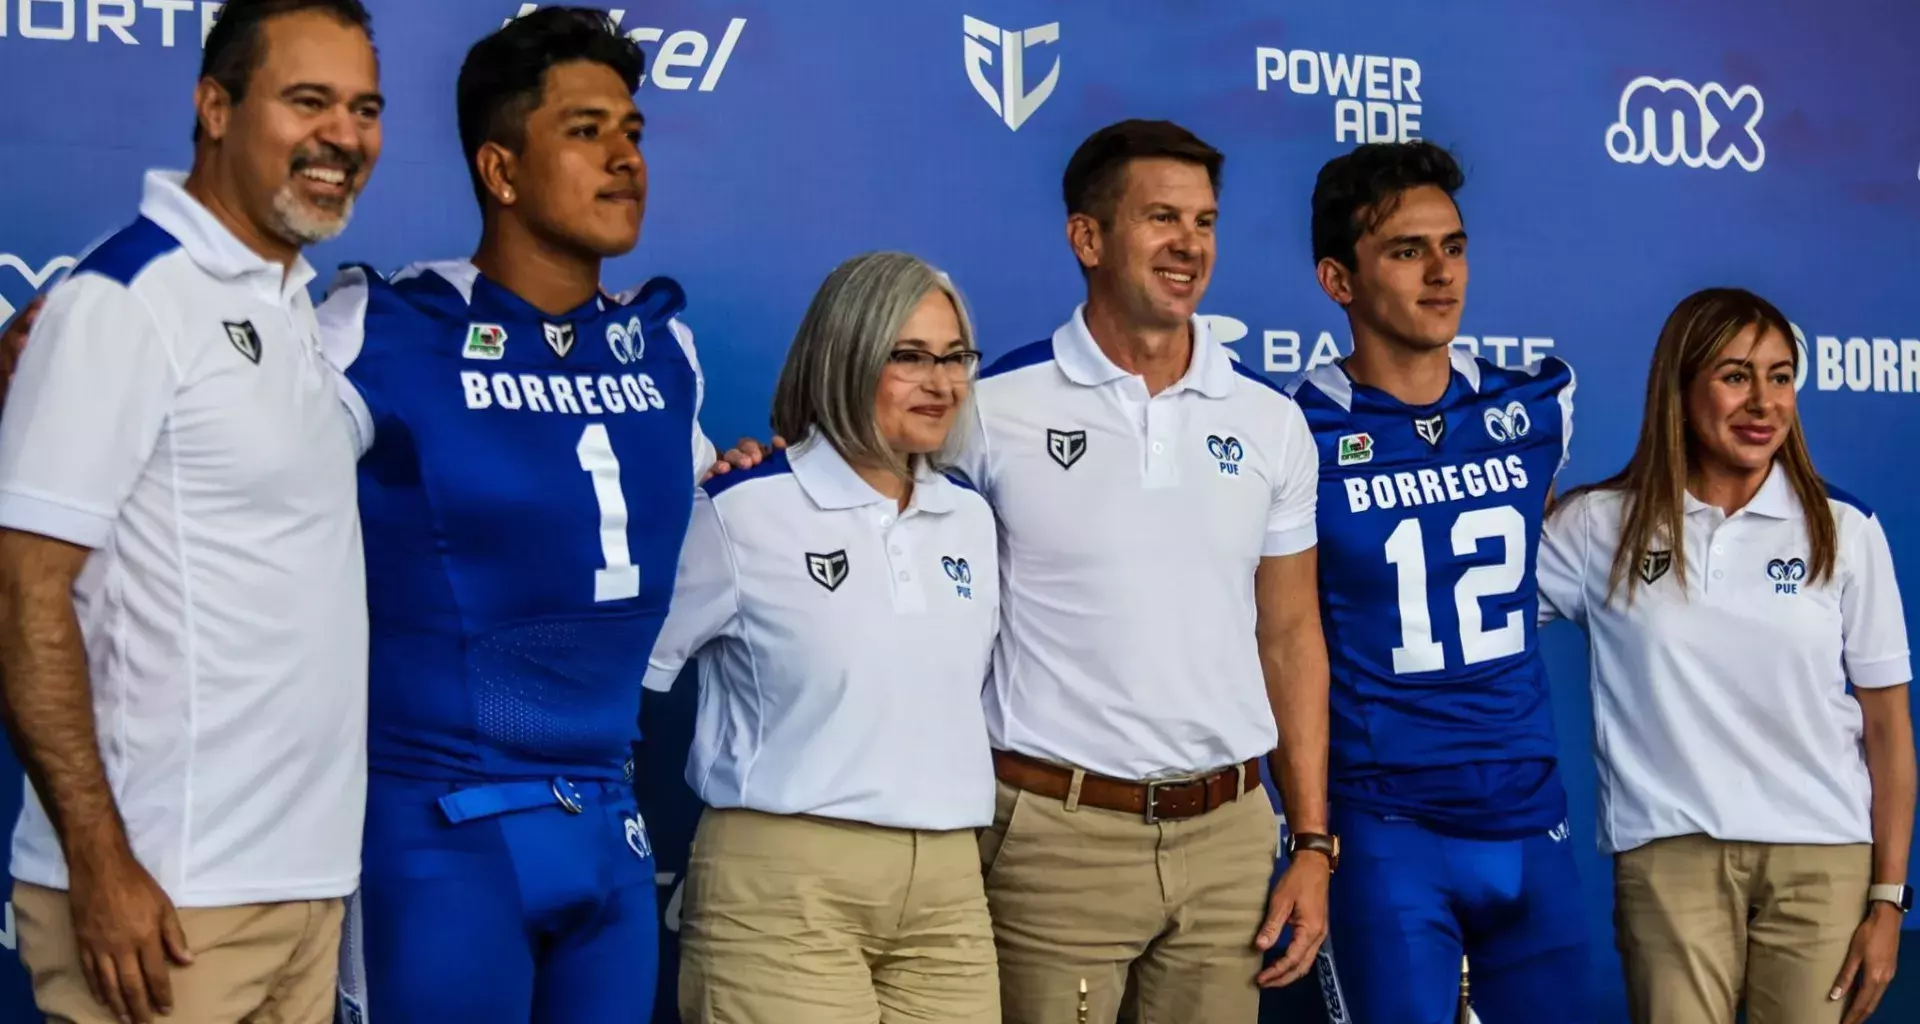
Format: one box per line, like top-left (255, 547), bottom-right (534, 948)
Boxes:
top-left (1051, 304), bottom-right (1236, 398)
top-left (789, 437), bottom-right (957, 515)
top-left (139, 169), bottom-right (317, 297)
top-left (1683, 461), bottom-right (1798, 520)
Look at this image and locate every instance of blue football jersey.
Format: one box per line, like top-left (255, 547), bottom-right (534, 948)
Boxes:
top-left (1288, 348), bottom-right (1575, 837)
top-left (317, 260), bottom-right (707, 783)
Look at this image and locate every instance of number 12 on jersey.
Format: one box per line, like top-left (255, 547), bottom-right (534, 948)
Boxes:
top-left (1383, 505), bottom-right (1527, 674)
top-left (576, 423), bottom-right (640, 602)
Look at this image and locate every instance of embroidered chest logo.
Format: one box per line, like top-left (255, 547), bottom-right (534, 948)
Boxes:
top-left (1206, 435), bottom-right (1245, 477)
top-left (1767, 556), bottom-right (1808, 595)
top-left (1046, 428), bottom-right (1086, 470)
top-left (543, 322), bottom-right (575, 359)
top-left (463, 323), bottom-right (506, 360)
top-left (1483, 400), bottom-right (1531, 443)
top-left (1639, 549), bottom-right (1673, 585)
top-left (942, 555), bottom-right (973, 599)
top-left (1337, 432), bottom-right (1374, 467)
top-left (223, 320), bottom-right (262, 365)
top-left (606, 317), bottom-right (645, 364)
top-left (806, 550), bottom-right (850, 592)
top-left (1412, 412), bottom-right (1446, 447)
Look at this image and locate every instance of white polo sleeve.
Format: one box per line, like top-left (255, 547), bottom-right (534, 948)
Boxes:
top-left (1840, 510), bottom-right (1911, 689)
top-left (1536, 492), bottom-right (1590, 626)
top-left (1264, 399), bottom-right (1318, 556)
top-left (670, 318), bottom-right (718, 483)
top-left (642, 488), bottom-right (742, 692)
top-left (945, 398), bottom-right (992, 495)
top-left (0, 274), bottom-right (176, 548)
top-left (315, 267), bottom-right (377, 457)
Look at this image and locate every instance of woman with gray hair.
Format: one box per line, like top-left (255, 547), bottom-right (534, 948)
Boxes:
top-left (642, 251), bottom-right (1001, 1023)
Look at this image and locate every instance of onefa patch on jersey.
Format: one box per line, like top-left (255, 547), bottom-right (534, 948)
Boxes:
top-left (1337, 432), bottom-right (1374, 466)
top-left (463, 322), bottom-right (506, 360)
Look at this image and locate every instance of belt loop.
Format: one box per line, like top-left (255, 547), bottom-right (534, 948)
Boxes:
top-left (1064, 768), bottom-right (1085, 812)
top-left (1234, 763), bottom-right (1247, 802)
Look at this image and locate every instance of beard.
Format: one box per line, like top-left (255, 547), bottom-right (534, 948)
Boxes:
top-left (267, 182), bottom-right (355, 247)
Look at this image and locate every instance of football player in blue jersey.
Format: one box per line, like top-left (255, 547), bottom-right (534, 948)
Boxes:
top-left (1285, 142), bottom-right (1590, 1023)
top-left (312, 10), bottom-right (713, 1023)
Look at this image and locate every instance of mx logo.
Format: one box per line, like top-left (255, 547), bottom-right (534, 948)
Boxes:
top-left (1639, 549), bottom-right (1673, 585)
top-left (1412, 413), bottom-right (1446, 447)
top-left (1046, 428), bottom-right (1086, 470)
top-left (606, 316), bottom-right (644, 364)
top-left (1482, 400), bottom-right (1531, 443)
top-left (1767, 556), bottom-right (1808, 594)
top-left (0, 253), bottom-right (74, 325)
top-left (223, 321), bottom-right (262, 365)
top-left (942, 555), bottom-right (974, 600)
top-left (962, 15), bottom-right (1060, 131)
top-left (1206, 434), bottom-right (1245, 476)
top-left (543, 322), bottom-right (575, 359)
top-left (806, 550), bottom-right (850, 592)
top-left (1606, 77), bottom-right (1764, 172)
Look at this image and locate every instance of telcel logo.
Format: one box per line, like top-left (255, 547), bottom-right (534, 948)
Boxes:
top-left (507, 4), bottom-right (745, 92)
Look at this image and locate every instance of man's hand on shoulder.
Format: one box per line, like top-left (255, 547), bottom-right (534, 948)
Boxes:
top-left (708, 435), bottom-right (787, 477)
top-left (0, 293), bottom-right (46, 412)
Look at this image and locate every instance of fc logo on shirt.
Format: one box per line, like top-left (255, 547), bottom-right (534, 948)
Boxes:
top-left (1767, 556), bottom-right (1808, 594)
top-left (1047, 428), bottom-right (1087, 470)
top-left (1412, 412), bottom-right (1445, 447)
top-left (223, 320), bottom-right (262, 365)
top-left (806, 550), bottom-right (850, 591)
top-left (1639, 549), bottom-right (1673, 585)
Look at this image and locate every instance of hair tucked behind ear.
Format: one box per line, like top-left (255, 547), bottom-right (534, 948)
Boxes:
top-left (1560, 287), bottom-right (1835, 605)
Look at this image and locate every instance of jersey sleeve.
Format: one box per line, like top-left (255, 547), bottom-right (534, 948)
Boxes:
top-left (314, 266), bottom-right (380, 457)
top-left (669, 318), bottom-right (718, 482)
top-left (1551, 357), bottom-right (1576, 477)
top-left (1536, 492), bottom-right (1590, 626)
top-left (641, 488), bottom-right (742, 691)
top-left (1839, 510), bottom-right (1911, 689)
top-left (1264, 399), bottom-right (1318, 557)
top-left (0, 274), bottom-right (175, 548)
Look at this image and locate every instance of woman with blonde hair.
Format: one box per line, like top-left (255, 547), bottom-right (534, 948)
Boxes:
top-left (643, 251), bottom-right (1000, 1023)
top-left (1537, 287), bottom-right (1915, 1024)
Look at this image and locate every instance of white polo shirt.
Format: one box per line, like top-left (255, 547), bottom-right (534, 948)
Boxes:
top-left (0, 171), bottom-right (368, 906)
top-left (642, 437), bottom-right (999, 831)
top-left (1538, 465), bottom-right (1910, 854)
top-left (955, 307), bottom-right (1318, 780)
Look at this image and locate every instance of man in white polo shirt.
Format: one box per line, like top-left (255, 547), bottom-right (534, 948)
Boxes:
top-left (958, 119), bottom-right (1332, 1023)
top-left (0, 2), bottom-right (381, 1022)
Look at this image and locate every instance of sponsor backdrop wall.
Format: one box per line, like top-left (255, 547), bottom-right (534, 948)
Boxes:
top-left (1, 0), bottom-right (1916, 1020)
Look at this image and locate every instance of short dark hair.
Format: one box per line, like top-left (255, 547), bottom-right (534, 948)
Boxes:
top-left (1062, 119), bottom-right (1223, 226)
top-left (456, 7), bottom-right (644, 209)
top-left (1311, 141), bottom-right (1465, 270)
top-left (194, 0), bottom-right (374, 142)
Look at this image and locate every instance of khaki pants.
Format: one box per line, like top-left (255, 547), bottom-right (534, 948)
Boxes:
top-left (12, 881), bottom-right (344, 1024)
top-left (980, 777), bottom-right (1279, 1024)
top-left (678, 807), bottom-right (999, 1023)
top-left (1614, 834), bottom-right (1873, 1024)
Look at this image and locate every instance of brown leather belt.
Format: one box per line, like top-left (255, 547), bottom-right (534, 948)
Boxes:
top-left (992, 749), bottom-right (1262, 823)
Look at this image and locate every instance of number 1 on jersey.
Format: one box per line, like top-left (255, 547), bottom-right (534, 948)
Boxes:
top-left (1384, 505), bottom-right (1527, 674)
top-left (576, 423), bottom-right (640, 602)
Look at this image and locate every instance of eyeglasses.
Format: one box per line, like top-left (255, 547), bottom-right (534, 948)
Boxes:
top-left (886, 348), bottom-right (982, 380)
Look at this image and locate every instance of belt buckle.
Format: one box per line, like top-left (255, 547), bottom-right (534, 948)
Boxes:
top-left (1144, 777), bottom-right (1193, 824)
top-left (550, 777), bottom-right (585, 814)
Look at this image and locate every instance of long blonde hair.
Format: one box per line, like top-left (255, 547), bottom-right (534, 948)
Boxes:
top-left (1566, 287), bottom-right (1836, 604)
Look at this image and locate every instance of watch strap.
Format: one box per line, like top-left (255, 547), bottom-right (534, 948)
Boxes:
top-left (1867, 883), bottom-right (1912, 913)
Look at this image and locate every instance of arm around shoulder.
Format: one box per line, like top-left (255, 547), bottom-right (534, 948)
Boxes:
top-left (641, 487), bottom-right (742, 692)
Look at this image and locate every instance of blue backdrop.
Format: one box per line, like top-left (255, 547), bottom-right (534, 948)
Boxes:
top-left (1, 1), bottom-right (1916, 1021)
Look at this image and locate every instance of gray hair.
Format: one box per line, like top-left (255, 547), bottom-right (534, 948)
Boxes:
top-left (771, 251), bottom-right (978, 481)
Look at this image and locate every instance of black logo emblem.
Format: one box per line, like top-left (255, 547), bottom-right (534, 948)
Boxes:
top-left (941, 556), bottom-right (972, 584)
top-left (543, 322), bottom-right (575, 359)
top-left (805, 550), bottom-right (849, 591)
top-left (223, 321), bottom-right (262, 364)
top-left (1047, 428), bottom-right (1087, 470)
top-left (1412, 413), bottom-right (1445, 447)
top-left (1639, 549), bottom-right (1672, 585)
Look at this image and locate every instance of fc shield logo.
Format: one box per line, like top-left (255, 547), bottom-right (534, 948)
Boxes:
top-left (1412, 413), bottom-right (1446, 447)
top-left (1483, 401), bottom-right (1531, 443)
top-left (543, 322), bottom-right (575, 359)
top-left (806, 550), bottom-right (850, 592)
top-left (1046, 428), bottom-right (1087, 470)
top-left (223, 321), bottom-right (262, 365)
top-left (1639, 549), bottom-right (1673, 585)
top-left (962, 15), bottom-right (1060, 131)
top-left (606, 317), bottom-right (645, 364)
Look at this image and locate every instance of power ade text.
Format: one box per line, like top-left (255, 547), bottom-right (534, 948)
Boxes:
top-left (1344, 456), bottom-right (1531, 514)
top-left (1255, 48), bottom-right (1422, 143)
top-left (461, 371), bottom-right (666, 414)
